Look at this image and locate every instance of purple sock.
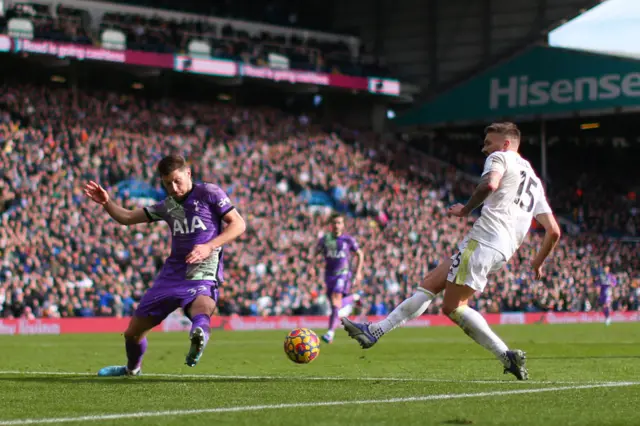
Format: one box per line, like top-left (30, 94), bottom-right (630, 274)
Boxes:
top-left (125, 337), bottom-right (147, 371)
top-left (190, 314), bottom-right (211, 342)
top-left (328, 306), bottom-right (340, 332)
top-left (342, 295), bottom-right (354, 308)
top-left (604, 307), bottom-right (610, 319)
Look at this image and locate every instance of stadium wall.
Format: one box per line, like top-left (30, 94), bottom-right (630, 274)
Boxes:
top-left (1, 312), bottom-right (639, 335)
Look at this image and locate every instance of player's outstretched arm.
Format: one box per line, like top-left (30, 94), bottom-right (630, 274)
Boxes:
top-left (531, 212), bottom-right (562, 279)
top-left (83, 181), bottom-right (149, 226)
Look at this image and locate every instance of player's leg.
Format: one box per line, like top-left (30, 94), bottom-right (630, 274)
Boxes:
top-left (341, 259), bottom-right (450, 348)
top-left (442, 281), bottom-right (511, 359)
top-left (442, 282), bottom-right (528, 379)
top-left (123, 316), bottom-right (159, 372)
top-left (97, 315), bottom-right (161, 377)
top-left (184, 285), bottom-right (218, 367)
top-left (370, 260), bottom-right (449, 335)
top-left (603, 301), bottom-right (612, 326)
top-left (443, 241), bottom-right (528, 380)
top-left (323, 278), bottom-right (346, 343)
top-left (337, 293), bottom-right (359, 318)
top-left (601, 290), bottom-right (612, 326)
top-left (98, 283), bottom-right (178, 377)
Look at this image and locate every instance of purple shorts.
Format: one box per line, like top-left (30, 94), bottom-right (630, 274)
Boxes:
top-left (135, 279), bottom-right (219, 321)
top-left (599, 288), bottom-right (612, 305)
top-left (325, 275), bottom-right (351, 297)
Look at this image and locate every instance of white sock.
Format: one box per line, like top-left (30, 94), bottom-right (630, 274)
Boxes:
top-left (369, 288), bottom-right (435, 338)
top-left (326, 330), bottom-right (335, 338)
top-left (449, 305), bottom-right (509, 364)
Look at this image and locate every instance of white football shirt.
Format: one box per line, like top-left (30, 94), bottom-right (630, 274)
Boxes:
top-left (469, 151), bottom-right (552, 260)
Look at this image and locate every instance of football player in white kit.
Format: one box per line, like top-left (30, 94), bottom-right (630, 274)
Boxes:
top-left (342, 122), bottom-right (561, 380)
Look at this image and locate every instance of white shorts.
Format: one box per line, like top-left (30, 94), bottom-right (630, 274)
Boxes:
top-left (446, 236), bottom-right (506, 292)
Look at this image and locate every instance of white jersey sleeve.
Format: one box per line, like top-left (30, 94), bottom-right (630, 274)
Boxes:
top-left (482, 152), bottom-right (507, 177)
top-left (469, 151), bottom-right (548, 261)
top-left (533, 189), bottom-right (553, 217)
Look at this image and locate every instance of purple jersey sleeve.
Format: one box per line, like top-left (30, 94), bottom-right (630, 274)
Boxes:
top-left (143, 199), bottom-right (168, 223)
top-left (347, 235), bottom-right (360, 252)
top-left (204, 183), bottom-right (235, 218)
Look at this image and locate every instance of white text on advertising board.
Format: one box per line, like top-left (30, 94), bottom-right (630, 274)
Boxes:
top-left (490, 73), bottom-right (640, 109)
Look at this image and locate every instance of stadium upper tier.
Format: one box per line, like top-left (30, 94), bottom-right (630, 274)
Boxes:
top-left (1, 1), bottom-right (387, 77)
top-left (0, 85), bottom-right (638, 320)
top-left (102, 0), bottom-right (334, 32)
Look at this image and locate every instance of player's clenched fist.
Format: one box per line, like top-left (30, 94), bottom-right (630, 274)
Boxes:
top-left (84, 181), bottom-right (110, 205)
top-left (532, 259), bottom-right (543, 280)
top-left (185, 244), bottom-right (215, 264)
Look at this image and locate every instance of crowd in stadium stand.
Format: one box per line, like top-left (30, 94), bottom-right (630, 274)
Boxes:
top-left (0, 84), bottom-right (638, 320)
top-left (1, 1), bottom-right (386, 77)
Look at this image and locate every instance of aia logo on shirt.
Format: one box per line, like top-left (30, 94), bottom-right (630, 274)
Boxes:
top-left (327, 249), bottom-right (347, 259)
top-left (173, 216), bottom-right (208, 235)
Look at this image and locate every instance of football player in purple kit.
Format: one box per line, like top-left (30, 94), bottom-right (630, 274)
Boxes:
top-left (315, 214), bottom-right (364, 343)
top-left (84, 154), bottom-right (246, 376)
top-left (597, 265), bottom-right (617, 326)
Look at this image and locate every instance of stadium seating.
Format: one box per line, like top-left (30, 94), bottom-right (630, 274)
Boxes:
top-left (1, 1), bottom-right (387, 77)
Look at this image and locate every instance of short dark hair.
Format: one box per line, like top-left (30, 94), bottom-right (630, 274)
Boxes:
top-left (327, 213), bottom-right (343, 224)
top-left (157, 154), bottom-right (188, 177)
top-left (485, 122), bottom-right (521, 144)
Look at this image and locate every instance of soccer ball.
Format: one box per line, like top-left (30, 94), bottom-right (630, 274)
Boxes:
top-left (283, 328), bottom-right (320, 364)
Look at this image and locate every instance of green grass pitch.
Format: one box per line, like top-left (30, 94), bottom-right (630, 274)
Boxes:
top-left (0, 323), bottom-right (639, 425)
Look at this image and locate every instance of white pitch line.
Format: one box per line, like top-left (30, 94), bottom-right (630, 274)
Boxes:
top-left (0, 370), bottom-right (604, 385)
top-left (0, 382), bottom-right (637, 425)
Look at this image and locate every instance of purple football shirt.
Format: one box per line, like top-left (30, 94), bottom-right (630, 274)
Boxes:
top-left (317, 233), bottom-right (359, 279)
top-left (143, 182), bottom-right (234, 283)
top-left (597, 272), bottom-right (617, 303)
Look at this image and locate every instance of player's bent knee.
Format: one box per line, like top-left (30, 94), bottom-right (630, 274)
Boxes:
top-left (442, 300), bottom-right (468, 317)
top-left (442, 281), bottom-right (475, 317)
top-left (124, 316), bottom-right (156, 341)
top-left (124, 328), bottom-right (145, 342)
top-left (190, 295), bottom-right (216, 316)
top-left (123, 320), bottom-right (139, 340)
top-left (124, 329), bottom-right (139, 341)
